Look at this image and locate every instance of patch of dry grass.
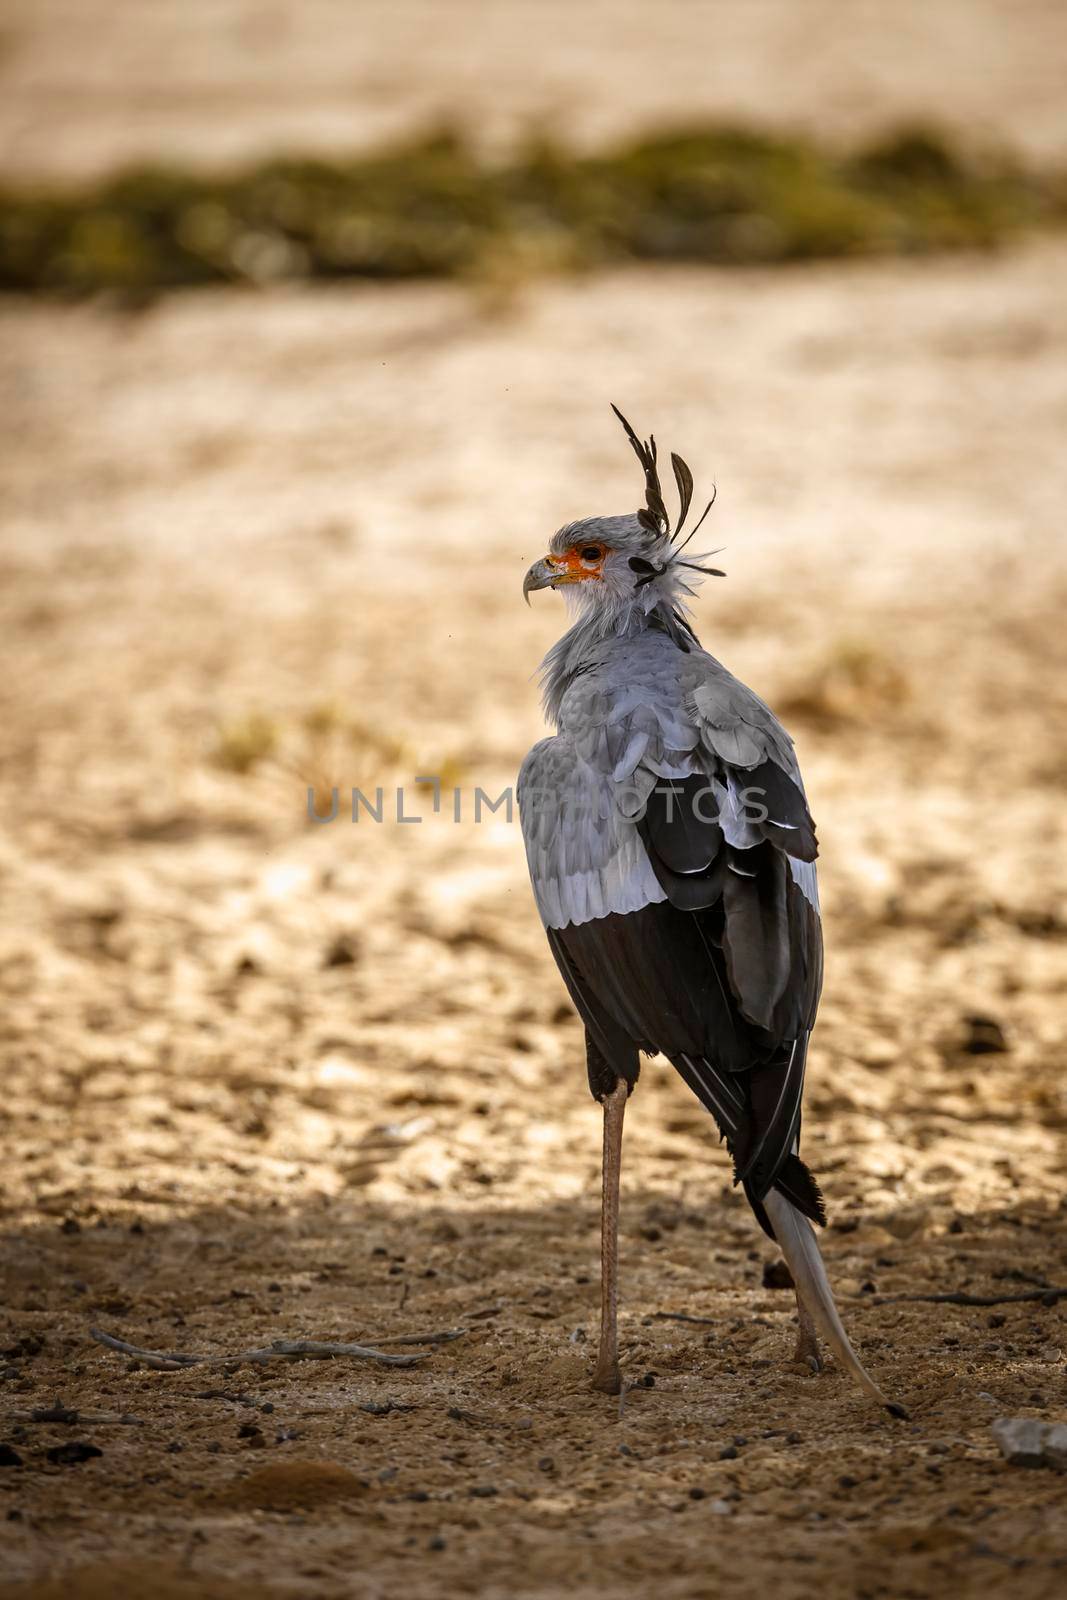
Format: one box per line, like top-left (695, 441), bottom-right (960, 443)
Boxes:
top-left (2, 123), bottom-right (1063, 295)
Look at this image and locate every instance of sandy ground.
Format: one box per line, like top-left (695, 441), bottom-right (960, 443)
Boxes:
top-left (0, 238), bottom-right (1066, 1596)
top-left (3, 0), bottom-right (1067, 181)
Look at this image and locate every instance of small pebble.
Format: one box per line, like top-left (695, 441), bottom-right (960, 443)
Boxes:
top-left (961, 1014), bottom-right (1009, 1055)
top-left (992, 1416), bottom-right (1067, 1469)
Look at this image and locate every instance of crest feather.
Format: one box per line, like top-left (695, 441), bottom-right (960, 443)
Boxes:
top-left (610, 404), bottom-right (713, 550)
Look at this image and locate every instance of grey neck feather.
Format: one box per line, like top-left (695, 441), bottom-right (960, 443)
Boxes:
top-left (539, 597), bottom-right (696, 725)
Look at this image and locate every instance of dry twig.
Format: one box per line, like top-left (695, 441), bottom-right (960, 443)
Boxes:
top-left (648, 1311), bottom-right (718, 1327)
top-left (90, 1325), bottom-right (466, 1371)
top-left (11, 1405), bottom-right (144, 1426)
top-left (865, 1287), bottom-right (1067, 1309)
top-left (370, 1329), bottom-right (466, 1347)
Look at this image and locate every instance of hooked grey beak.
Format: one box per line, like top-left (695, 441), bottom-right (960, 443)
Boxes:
top-left (523, 556), bottom-right (563, 605)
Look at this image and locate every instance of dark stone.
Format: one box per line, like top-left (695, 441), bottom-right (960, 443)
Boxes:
top-left (46, 1442), bottom-right (102, 1466)
top-left (961, 1014), bottom-right (1009, 1055)
top-left (761, 1258), bottom-right (794, 1290)
top-left (323, 934), bottom-right (360, 968)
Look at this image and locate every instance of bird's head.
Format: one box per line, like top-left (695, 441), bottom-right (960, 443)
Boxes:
top-left (523, 406), bottom-right (723, 618)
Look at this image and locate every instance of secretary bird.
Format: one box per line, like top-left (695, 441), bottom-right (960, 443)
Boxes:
top-left (518, 407), bottom-right (902, 1413)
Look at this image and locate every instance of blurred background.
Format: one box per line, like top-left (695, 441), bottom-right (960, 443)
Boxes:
top-left (1, 4), bottom-right (1066, 1597)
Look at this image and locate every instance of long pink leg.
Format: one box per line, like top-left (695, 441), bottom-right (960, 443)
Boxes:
top-left (592, 1080), bottom-right (629, 1394)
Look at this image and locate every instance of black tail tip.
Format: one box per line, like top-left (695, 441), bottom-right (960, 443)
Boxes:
top-left (885, 1401), bottom-right (910, 1421)
top-left (771, 1155), bottom-right (827, 1228)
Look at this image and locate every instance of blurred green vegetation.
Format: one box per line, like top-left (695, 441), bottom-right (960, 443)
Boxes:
top-left (1, 124), bottom-right (1063, 295)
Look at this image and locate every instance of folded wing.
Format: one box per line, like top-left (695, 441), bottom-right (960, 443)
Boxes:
top-left (519, 645), bottom-right (826, 1229)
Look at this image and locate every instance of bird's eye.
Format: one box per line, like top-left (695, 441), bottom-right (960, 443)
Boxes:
top-left (579, 546), bottom-right (603, 564)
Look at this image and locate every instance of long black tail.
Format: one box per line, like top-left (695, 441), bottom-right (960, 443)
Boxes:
top-left (671, 1047), bottom-right (904, 1413)
top-left (671, 1046), bottom-right (826, 1239)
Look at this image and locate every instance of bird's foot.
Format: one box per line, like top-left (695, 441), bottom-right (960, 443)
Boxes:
top-left (786, 1354), bottom-right (821, 1377)
top-left (592, 1358), bottom-right (622, 1395)
top-left (790, 1328), bottom-right (822, 1376)
top-left (791, 1291), bottom-right (822, 1375)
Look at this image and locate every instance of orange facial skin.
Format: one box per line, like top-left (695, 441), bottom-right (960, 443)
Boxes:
top-left (549, 543), bottom-right (606, 584)
top-left (522, 542), bottom-right (608, 603)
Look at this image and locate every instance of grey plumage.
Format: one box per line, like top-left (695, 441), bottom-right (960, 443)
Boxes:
top-left (520, 628), bottom-right (815, 931)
